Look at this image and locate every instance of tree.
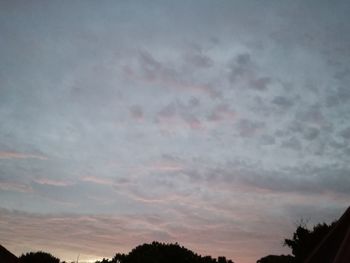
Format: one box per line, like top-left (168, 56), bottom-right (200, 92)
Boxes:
top-left (256, 220), bottom-right (336, 263)
top-left (257, 255), bottom-right (294, 263)
top-left (283, 221), bottom-right (336, 263)
top-left (19, 251), bottom-right (60, 263)
top-left (97, 241), bottom-right (235, 263)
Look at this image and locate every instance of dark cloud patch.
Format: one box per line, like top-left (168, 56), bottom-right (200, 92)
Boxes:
top-left (184, 47), bottom-right (213, 68)
top-left (325, 86), bottom-right (350, 107)
top-left (333, 68), bottom-right (350, 81)
top-left (129, 105), bottom-right (144, 120)
top-left (250, 77), bottom-right (271, 91)
top-left (339, 126), bottom-right (350, 139)
top-left (260, 135), bottom-right (276, 145)
top-left (296, 105), bottom-right (324, 123)
top-left (286, 120), bottom-right (324, 142)
top-left (303, 127), bottom-right (320, 141)
top-left (285, 122), bottom-right (299, 135)
top-left (182, 114), bottom-right (202, 130)
top-left (207, 104), bottom-right (235, 122)
top-left (155, 100), bottom-right (204, 130)
top-left (132, 50), bottom-right (221, 98)
top-left (157, 102), bottom-right (177, 119)
top-left (189, 97), bottom-right (200, 108)
top-left (236, 119), bottom-right (265, 137)
top-left (280, 137), bottom-right (302, 151)
top-left (228, 53), bottom-right (271, 91)
top-left (228, 53), bottom-right (253, 83)
top-left (271, 96), bottom-right (294, 109)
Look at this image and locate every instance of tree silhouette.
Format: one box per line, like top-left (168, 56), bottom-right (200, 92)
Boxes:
top-left (19, 251), bottom-right (60, 263)
top-left (256, 255), bottom-right (294, 263)
top-left (96, 241), bottom-right (234, 263)
top-left (284, 222), bottom-right (336, 263)
top-left (256, 220), bottom-right (336, 263)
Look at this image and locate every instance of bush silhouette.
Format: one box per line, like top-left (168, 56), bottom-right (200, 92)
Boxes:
top-left (96, 241), bottom-right (234, 263)
top-left (284, 222), bottom-right (336, 263)
top-left (20, 251), bottom-right (60, 263)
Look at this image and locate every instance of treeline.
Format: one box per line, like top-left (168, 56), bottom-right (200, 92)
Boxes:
top-left (96, 242), bottom-right (234, 263)
top-left (18, 242), bottom-right (234, 263)
top-left (16, 220), bottom-right (337, 263)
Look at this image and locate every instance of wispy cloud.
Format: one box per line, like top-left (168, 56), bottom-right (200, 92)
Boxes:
top-left (0, 151), bottom-right (48, 160)
top-left (123, 50), bottom-right (221, 99)
top-left (80, 176), bottom-right (114, 185)
top-left (33, 177), bottom-right (74, 187)
top-left (0, 181), bottom-right (32, 193)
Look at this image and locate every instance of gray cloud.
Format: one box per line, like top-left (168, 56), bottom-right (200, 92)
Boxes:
top-left (228, 53), bottom-right (272, 91)
top-left (303, 127), bottom-right (320, 141)
top-left (280, 137), bottom-right (302, 151)
top-left (236, 119), bottom-right (265, 137)
top-left (129, 105), bottom-right (144, 121)
top-left (339, 126), bottom-right (350, 139)
top-left (1, 1), bottom-right (350, 263)
top-left (271, 96), bottom-right (294, 109)
top-left (183, 45), bottom-right (213, 68)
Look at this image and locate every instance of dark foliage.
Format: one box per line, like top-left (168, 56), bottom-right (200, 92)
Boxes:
top-left (283, 222), bottom-right (336, 263)
top-left (19, 251), bottom-right (60, 263)
top-left (256, 220), bottom-right (336, 263)
top-left (95, 242), bottom-right (234, 263)
top-left (256, 254), bottom-right (294, 263)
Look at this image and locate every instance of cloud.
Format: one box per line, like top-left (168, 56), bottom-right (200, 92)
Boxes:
top-left (295, 105), bottom-right (326, 126)
top-left (303, 127), bottom-right (320, 141)
top-left (155, 101), bottom-right (205, 131)
top-left (183, 45), bottom-right (213, 68)
top-left (33, 177), bottom-right (74, 187)
top-left (80, 176), bottom-right (114, 185)
top-left (228, 53), bottom-right (271, 91)
top-left (129, 105), bottom-right (144, 121)
top-left (271, 96), bottom-right (294, 109)
top-left (339, 126), bottom-right (350, 139)
top-left (228, 53), bottom-right (253, 83)
top-left (123, 50), bottom-right (221, 99)
top-left (1, 2), bottom-right (350, 263)
top-left (236, 119), bottom-right (265, 137)
top-left (280, 136), bottom-right (302, 151)
top-left (259, 135), bottom-right (276, 145)
top-left (250, 77), bottom-right (271, 91)
top-left (0, 206), bottom-right (291, 263)
top-left (207, 104), bottom-right (235, 123)
top-left (0, 180), bottom-right (32, 193)
top-left (0, 151), bottom-right (48, 160)
top-left (326, 86), bottom-right (350, 107)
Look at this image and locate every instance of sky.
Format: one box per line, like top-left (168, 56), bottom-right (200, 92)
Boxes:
top-left (0, 1), bottom-right (350, 263)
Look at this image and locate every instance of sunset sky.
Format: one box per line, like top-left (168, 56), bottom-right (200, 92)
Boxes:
top-left (0, 1), bottom-right (350, 263)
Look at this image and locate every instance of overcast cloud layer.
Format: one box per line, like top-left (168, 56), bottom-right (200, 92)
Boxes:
top-left (1, 1), bottom-right (350, 263)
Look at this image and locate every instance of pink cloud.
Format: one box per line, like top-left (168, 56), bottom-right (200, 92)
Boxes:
top-left (123, 51), bottom-right (221, 99)
top-left (156, 114), bottom-right (205, 132)
top-left (33, 178), bottom-right (74, 187)
top-left (0, 181), bottom-right (32, 193)
top-left (0, 151), bottom-right (48, 160)
top-left (147, 161), bottom-right (185, 172)
top-left (80, 175), bottom-right (114, 185)
top-left (208, 104), bottom-right (236, 123)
